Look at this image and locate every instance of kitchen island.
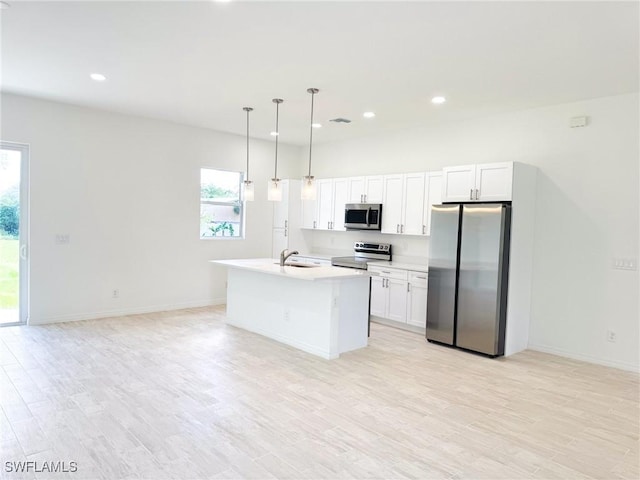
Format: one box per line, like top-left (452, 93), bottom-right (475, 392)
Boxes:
top-left (211, 259), bottom-right (371, 359)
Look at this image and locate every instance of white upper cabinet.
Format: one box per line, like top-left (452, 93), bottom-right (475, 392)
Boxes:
top-left (301, 197), bottom-right (317, 229)
top-left (381, 174), bottom-right (404, 234)
top-left (272, 180), bottom-right (290, 229)
top-left (442, 162), bottom-right (513, 202)
top-left (364, 176), bottom-right (384, 203)
top-left (475, 162), bottom-right (513, 201)
top-left (442, 164), bottom-right (476, 202)
top-left (311, 178), bottom-right (349, 231)
top-left (316, 179), bottom-right (334, 230)
top-left (347, 177), bottom-right (366, 203)
top-left (347, 175), bottom-right (384, 204)
top-left (423, 172), bottom-right (442, 236)
top-left (402, 172), bottom-right (426, 236)
top-left (331, 178), bottom-right (349, 231)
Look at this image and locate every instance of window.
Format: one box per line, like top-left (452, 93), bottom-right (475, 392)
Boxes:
top-left (200, 168), bottom-right (244, 238)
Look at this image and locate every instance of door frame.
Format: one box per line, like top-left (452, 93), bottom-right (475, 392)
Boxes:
top-left (1, 141), bottom-right (29, 326)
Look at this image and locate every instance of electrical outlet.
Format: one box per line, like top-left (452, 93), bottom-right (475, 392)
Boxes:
top-left (612, 258), bottom-right (638, 271)
top-left (606, 330), bottom-right (617, 343)
top-left (55, 234), bottom-right (70, 245)
top-left (112, 289), bottom-right (119, 299)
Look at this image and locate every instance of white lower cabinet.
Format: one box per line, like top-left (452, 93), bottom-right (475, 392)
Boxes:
top-left (387, 278), bottom-right (408, 322)
top-left (369, 276), bottom-right (387, 317)
top-left (369, 265), bottom-right (428, 329)
top-left (406, 272), bottom-right (429, 328)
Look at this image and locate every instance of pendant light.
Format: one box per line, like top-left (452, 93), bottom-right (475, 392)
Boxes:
top-left (268, 98), bottom-right (284, 202)
top-left (302, 88), bottom-right (319, 200)
top-left (242, 107), bottom-right (254, 201)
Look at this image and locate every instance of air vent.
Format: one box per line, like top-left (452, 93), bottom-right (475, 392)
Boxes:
top-left (330, 118), bottom-right (352, 124)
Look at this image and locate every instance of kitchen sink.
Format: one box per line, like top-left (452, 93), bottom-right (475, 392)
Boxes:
top-left (273, 262), bottom-right (319, 268)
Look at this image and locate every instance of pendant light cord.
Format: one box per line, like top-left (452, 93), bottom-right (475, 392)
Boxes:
top-left (308, 90), bottom-right (315, 177)
top-left (243, 106), bottom-right (253, 182)
top-left (274, 101), bottom-right (279, 179)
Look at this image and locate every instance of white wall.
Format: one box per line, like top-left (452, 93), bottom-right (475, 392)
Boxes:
top-left (1, 93), bottom-right (301, 324)
top-left (307, 93), bottom-right (639, 371)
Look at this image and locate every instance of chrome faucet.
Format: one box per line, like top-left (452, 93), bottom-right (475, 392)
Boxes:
top-left (280, 249), bottom-right (299, 266)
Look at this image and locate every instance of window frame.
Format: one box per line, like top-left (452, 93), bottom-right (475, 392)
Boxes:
top-left (199, 167), bottom-right (246, 240)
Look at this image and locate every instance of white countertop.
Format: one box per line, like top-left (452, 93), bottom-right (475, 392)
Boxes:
top-left (211, 258), bottom-right (371, 281)
top-left (367, 261), bottom-right (429, 273)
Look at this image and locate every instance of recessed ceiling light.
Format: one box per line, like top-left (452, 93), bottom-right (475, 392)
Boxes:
top-left (312, 123), bottom-right (322, 128)
top-left (431, 96), bottom-right (446, 105)
top-left (90, 73), bottom-right (107, 82)
top-left (270, 131), bottom-right (279, 136)
top-left (363, 112), bottom-right (376, 118)
top-left (0, 2), bottom-right (10, 9)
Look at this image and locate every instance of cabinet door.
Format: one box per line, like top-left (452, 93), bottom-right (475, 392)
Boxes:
top-left (365, 175), bottom-right (384, 203)
top-left (332, 178), bottom-right (349, 231)
top-left (316, 179), bottom-right (334, 230)
top-left (272, 180), bottom-right (290, 229)
top-left (387, 279), bottom-right (408, 322)
top-left (402, 172), bottom-right (426, 235)
top-left (423, 172), bottom-right (443, 236)
top-left (442, 165), bottom-right (476, 202)
top-left (272, 228), bottom-right (288, 259)
top-left (407, 282), bottom-right (428, 328)
top-left (476, 162), bottom-right (513, 201)
top-left (301, 197), bottom-right (318, 229)
top-left (381, 174), bottom-right (404, 234)
top-left (347, 177), bottom-right (365, 203)
top-left (369, 276), bottom-right (387, 317)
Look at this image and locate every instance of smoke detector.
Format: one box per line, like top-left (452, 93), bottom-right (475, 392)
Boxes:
top-left (330, 118), bottom-right (352, 124)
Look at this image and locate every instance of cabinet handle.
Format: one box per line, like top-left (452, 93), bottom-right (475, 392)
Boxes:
top-left (382, 270), bottom-right (390, 274)
top-left (470, 188), bottom-right (473, 200)
top-left (422, 225), bottom-right (426, 235)
top-left (401, 224), bottom-right (404, 233)
top-left (284, 220), bottom-right (288, 228)
top-left (284, 229), bottom-right (288, 237)
top-left (360, 194), bottom-right (364, 202)
top-left (364, 194), bottom-right (367, 203)
top-left (407, 283), bottom-right (410, 292)
top-left (385, 278), bottom-right (389, 288)
top-left (415, 275), bottom-right (426, 279)
top-left (475, 189), bottom-right (479, 200)
top-left (313, 220), bottom-right (316, 229)
top-left (396, 224), bottom-right (400, 233)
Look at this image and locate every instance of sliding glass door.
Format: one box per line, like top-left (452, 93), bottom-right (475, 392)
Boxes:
top-left (0, 142), bottom-right (29, 325)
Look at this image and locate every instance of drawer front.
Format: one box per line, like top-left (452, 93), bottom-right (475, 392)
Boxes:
top-left (368, 266), bottom-right (408, 281)
top-left (409, 271), bottom-right (428, 286)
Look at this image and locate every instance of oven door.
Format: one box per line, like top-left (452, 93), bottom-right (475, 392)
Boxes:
top-left (344, 204), bottom-right (381, 230)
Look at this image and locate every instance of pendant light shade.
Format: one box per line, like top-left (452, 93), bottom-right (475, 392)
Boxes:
top-left (242, 107), bottom-right (254, 202)
top-left (302, 88), bottom-right (319, 201)
top-left (268, 98), bottom-right (284, 202)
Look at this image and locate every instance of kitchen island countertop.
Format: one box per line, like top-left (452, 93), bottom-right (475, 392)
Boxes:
top-left (211, 258), bottom-right (371, 281)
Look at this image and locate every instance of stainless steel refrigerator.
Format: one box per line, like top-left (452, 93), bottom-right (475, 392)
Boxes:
top-left (426, 203), bottom-right (511, 357)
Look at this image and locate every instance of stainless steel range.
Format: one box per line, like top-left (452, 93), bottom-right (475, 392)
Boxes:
top-left (331, 242), bottom-right (392, 270)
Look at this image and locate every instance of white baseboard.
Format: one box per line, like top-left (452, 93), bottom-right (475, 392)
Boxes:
top-left (370, 316), bottom-right (426, 335)
top-left (528, 343), bottom-right (639, 373)
top-left (28, 298), bottom-right (226, 325)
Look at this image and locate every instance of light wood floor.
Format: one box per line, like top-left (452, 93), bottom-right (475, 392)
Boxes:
top-left (0, 306), bottom-right (638, 479)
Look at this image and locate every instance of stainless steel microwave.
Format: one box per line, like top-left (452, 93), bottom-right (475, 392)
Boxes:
top-left (344, 203), bottom-right (383, 230)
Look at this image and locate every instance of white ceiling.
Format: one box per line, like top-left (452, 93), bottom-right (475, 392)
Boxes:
top-left (1, 1), bottom-right (638, 145)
